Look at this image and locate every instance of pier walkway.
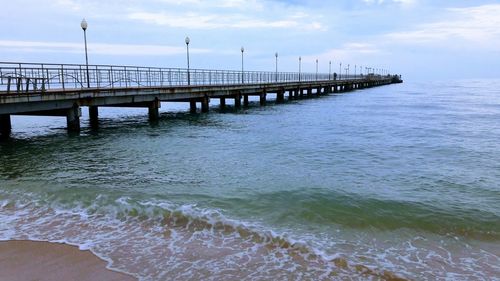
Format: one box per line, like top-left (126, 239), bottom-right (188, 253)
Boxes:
top-left (0, 62), bottom-right (402, 137)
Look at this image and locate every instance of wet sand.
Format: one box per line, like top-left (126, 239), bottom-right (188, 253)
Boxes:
top-left (0, 240), bottom-right (136, 281)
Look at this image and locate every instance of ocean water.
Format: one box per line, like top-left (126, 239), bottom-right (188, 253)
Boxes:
top-left (0, 80), bottom-right (499, 280)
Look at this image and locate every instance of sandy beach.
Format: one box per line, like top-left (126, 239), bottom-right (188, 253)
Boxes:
top-left (0, 240), bottom-right (136, 281)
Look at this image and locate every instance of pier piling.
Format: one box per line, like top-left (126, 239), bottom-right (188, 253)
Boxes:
top-left (260, 92), bottom-right (267, 106)
top-left (66, 105), bottom-right (81, 133)
top-left (190, 101), bottom-right (197, 113)
top-left (201, 96), bottom-right (209, 113)
top-left (148, 100), bottom-right (160, 120)
top-left (0, 114), bottom-right (11, 138)
top-left (89, 106), bottom-right (99, 128)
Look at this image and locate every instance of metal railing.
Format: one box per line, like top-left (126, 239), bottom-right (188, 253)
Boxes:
top-left (0, 62), bottom-right (372, 94)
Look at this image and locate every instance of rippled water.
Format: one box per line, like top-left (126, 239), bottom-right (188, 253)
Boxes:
top-left (1, 80), bottom-right (499, 280)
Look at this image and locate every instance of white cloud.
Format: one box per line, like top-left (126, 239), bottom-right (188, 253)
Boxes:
top-left (126, 0), bottom-right (326, 31)
top-left (54, 0), bottom-right (81, 10)
top-left (128, 11), bottom-right (323, 30)
top-left (363, 0), bottom-right (417, 6)
top-left (301, 42), bottom-right (382, 69)
top-left (386, 4), bottom-right (500, 47)
top-left (0, 40), bottom-right (211, 56)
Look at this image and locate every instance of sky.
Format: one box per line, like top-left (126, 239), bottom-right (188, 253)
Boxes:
top-left (0, 0), bottom-right (499, 81)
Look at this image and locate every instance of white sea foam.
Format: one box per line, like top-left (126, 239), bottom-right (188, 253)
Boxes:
top-left (0, 194), bottom-right (498, 281)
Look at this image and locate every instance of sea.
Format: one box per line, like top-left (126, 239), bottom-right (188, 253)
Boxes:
top-left (0, 79), bottom-right (499, 280)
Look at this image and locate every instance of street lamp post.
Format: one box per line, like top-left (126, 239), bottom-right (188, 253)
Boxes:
top-left (315, 59), bottom-right (318, 80)
top-left (185, 36), bottom-right (191, 85)
top-left (275, 52), bottom-right (278, 82)
top-left (241, 47), bottom-right (244, 84)
top-left (329, 61), bottom-right (331, 80)
top-left (299, 56), bottom-right (302, 82)
top-left (347, 64), bottom-right (350, 79)
top-left (80, 18), bottom-right (90, 88)
top-left (339, 62), bottom-right (342, 80)
top-left (355, 64), bottom-right (357, 77)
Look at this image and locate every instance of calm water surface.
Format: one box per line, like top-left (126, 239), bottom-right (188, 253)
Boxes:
top-left (1, 80), bottom-right (499, 280)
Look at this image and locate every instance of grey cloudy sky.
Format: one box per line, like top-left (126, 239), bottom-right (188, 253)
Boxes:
top-left (1, 0), bottom-right (499, 80)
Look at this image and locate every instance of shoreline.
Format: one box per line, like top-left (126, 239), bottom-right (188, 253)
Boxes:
top-left (0, 240), bottom-right (137, 281)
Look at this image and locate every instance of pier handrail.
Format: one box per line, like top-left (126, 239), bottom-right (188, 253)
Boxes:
top-left (0, 61), bottom-right (385, 94)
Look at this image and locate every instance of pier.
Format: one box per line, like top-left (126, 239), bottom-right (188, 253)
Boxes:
top-left (0, 62), bottom-right (402, 138)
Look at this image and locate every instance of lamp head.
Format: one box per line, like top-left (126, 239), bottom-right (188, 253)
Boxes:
top-left (81, 18), bottom-right (88, 31)
top-left (185, 36), bottom-right (190, 45)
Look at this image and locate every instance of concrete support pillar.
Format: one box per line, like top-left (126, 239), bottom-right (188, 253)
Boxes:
top-left (317, 88), bottom-right (322, 96)
top-left (288, 90), bottom-right (294, 100)
top-left (334, 85), bottom-right (338, 93)
top-left (190, 100), bottom-right (197, 113)
top-left (66, 105), bottom-right (81, 132)
top-left (307, 88), bottom-right (312, 97)
top-left (201, 96), bottom-right (209, 113)
top-left (298, 89), bottom-right (304, 98)
top-left (243, 95), bottom-right (249, 107)
top-left (276, 91), bottom-right (285, 103)
top-left (235, 93), bottom-right (242, 109)
top-left (148, 100), bottom-right (161, 120)
top-left (89, 106), bottom-right (99, 128)
top-left (220, 97), bottom-right (226, 109)
top-left (260, 92), bottom-right (267, 106)
top-left (0, 114), bottom-right (12, 138)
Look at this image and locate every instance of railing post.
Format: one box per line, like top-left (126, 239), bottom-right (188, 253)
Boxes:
top-left (7, 77), bottom-right (11, 94)
top-left (124, 66), bottom-right (128, 88)
top-left (109, 66), bottom-right (114, 88)
top-left (96, 65), bottom-right (100, 88)
top-left (15, 65), bottom-right (21, 93)
top-left (160, 70), bottom-right (164, 87)
top-left (41, 64), bottom-right (46, 92)
top-left (25, 78), bottom-right (30, 93)
top-left (45, 68), bottom-right (50, 90)
top-left (147, 67), bottom-right (152, 87)
top-left (60, 65), bottom-right (65, 90)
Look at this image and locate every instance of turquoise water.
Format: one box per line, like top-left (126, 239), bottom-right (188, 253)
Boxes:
top-left (1, 80), bottom-right (499, 280)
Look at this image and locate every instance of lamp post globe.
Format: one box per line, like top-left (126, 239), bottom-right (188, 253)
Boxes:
top-left (81, 19), bottom-right (88, 31)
